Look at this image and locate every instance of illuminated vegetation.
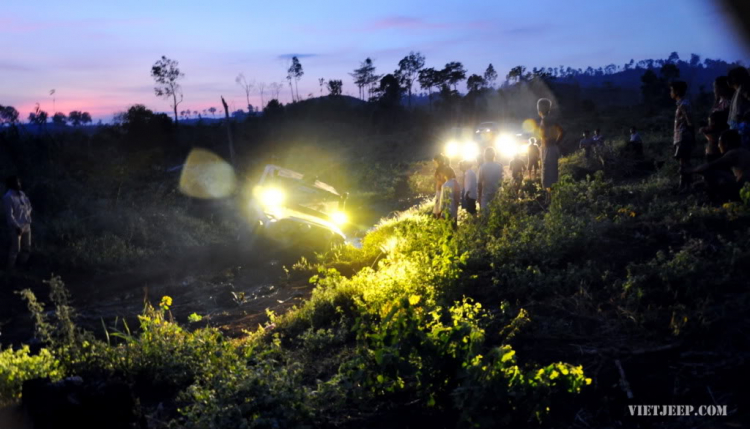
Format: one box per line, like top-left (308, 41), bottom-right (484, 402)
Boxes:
top-left (3, 125), bottom-right (749, 427)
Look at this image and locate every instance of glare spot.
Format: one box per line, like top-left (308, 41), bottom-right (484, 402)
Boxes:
top-left (179, 149), bottom-right (236, 199)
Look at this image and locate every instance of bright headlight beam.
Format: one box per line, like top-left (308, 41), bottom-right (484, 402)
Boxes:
top-left (461, 141), bottom-right (479, 161)
top-left (331, 211), bottom-right (348, 226)
top-left (496, 134), bottom-right (518, 158)
top-left (445, 141), bottom-right (460, 159)
top-left (259, 188), bottom-right (285, 207)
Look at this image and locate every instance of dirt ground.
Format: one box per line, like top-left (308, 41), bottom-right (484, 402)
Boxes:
top-left (0, 178), bottom-right (420, 346)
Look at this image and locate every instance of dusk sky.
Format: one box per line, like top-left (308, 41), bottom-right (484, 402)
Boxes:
top-left (2, 0), bottom-right (749, 121)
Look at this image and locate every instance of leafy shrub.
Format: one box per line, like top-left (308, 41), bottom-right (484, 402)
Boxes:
top-left (0, 346), bottom-right (62, 405)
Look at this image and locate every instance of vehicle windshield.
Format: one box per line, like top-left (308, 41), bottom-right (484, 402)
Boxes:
top-left (262, 167), bottom-right (342, 217)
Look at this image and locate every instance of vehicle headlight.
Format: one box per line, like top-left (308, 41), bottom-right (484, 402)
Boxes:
top-left (445, 141), bottom-right (460, 159)
top-left (331, 211), bottom-right (348, 226)
top-left (259, 188), bottom-right (285, 207)
top-left (495, 134), bottom-right (518, 158)
top-left (461, 141), bottom-right (479, 161)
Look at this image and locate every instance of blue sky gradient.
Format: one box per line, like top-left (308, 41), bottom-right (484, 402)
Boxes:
top-left (2, 0), bottom-right (748, 120)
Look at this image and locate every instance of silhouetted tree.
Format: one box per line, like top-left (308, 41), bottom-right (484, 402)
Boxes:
top-left (506, 66), bottom-right (527, 84)
top-left (418, 67), bottom-right (440, 107)
top-left (350, 58), bottom-right (380, 100)
top-left (236, 73), bottom-right (254, 112)
top-left (466, 74), bottom-right (487, 93)
top-left (443, 62), bottom-right (466, 90)
top-left (268, 82), bottom-right (283, 100)
top-left (483, 64), bottom-right (498, 88)
top-left (68, 111), bottom-right (91, 126)
top-left (114, 104), bottom-right (173, 150)
top-left (318, 78), bottom-right (326, 96)
top-left (52, 112), bottom-right (67, 126)
top-left (396, 51), bottom-right (425, 107)
top-left (660, 63), bottom-right (680, 81)
top-left (374, 74), bottom-right (404, 108)
top-left (640, 69), bottom-right (663, 106)
top-left (263, 99), bottom-right (284, 119)
top-left (286, 75), bottom-right (294, 102)
top-left (28, 104), bottom-right (48, 127)
top-left (151, 56), bottom-right (184, 123)
top-left (288, 57), bottom-right (304, 101)
top-left (0, 105), bottom-right (19, 125)
top-left (668, 51), bottom-right (680, 64)
top-left (208, 107), bottom-right (217, 117)
top-left (327, 79), bottom-right (343, 96)
top-left (690, 53), bottom-right (702, 68)
top-left (257, 82), bottom-right (267, 109)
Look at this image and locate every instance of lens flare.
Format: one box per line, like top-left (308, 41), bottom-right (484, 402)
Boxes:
top-left (522, 119), bottom-right (538, 133)
top-left (179, 149), bottom-right (237, 199)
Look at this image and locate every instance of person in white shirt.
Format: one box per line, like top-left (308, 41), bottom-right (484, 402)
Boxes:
top-left (3, 176), bottom-right (32, 269)
top-left (478, 147), bottom-right (503, 212)
top-left (628, 126), bottom-right (644, 158)
top-left (460, 161), bottom-right (477, 215)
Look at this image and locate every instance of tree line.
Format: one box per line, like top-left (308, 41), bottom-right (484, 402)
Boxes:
top-left (1, 51), bottom-right (741, 127)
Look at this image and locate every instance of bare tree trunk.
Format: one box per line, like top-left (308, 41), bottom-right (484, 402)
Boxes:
top-left (172, 92), bottom-right (179, 124)
top-left (221, 96), bottom-right (235, 168)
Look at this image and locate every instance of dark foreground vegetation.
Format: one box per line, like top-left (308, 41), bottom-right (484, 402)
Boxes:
top-left (1, 55), bottom-right (749, 428)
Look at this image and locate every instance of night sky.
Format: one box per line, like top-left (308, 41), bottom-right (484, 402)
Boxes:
top-left (2, 0), bottom-right (748, 120)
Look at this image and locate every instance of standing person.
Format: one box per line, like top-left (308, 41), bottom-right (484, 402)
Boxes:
top-left (712, 76), bottom-right (734, 113)
top-left (670, 81), bottom-right (696, 191)
top-left (477, 147), bottom-right (503, 212)
top-left (593, 129), bottom-right (605, 147)
top-left (727, 67), bottom-right (750, 147)
top-left (509, 153), bottom-right (525, 189)
top-left (579, 130), bottom-right (594, 158)
top-left (460, 161), bottom-right (477, 215)
top-left (536, 98), bottom-right (565, 191)
top-left (3, 176), bottom-right (32, 270)
top-left (455, 157), bottom-right (465, 208)
top-left (433, 154), bottom-right (448, 218)
top-left (526, 137), bottom-right (541, 179)
top-left (628, 126), bottom-right (644, 158)
top-left (433, 154), bottom-right (460, 225)
top-left (438, 165), bottom-right (461, 227)
top-left (700, 110), bottom-right (729, 162)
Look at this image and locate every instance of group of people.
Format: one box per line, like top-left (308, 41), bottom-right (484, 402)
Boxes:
top-left (434, 65), bottom-right (750, 223)
top-left (432, 146), bottom-right (504, 225)
top-left (434, 98), bottom-right (566, 223)
top-left (578, 129), bottom-right (607, 158)
top-left (675, 67), bottom-right (750, 202)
